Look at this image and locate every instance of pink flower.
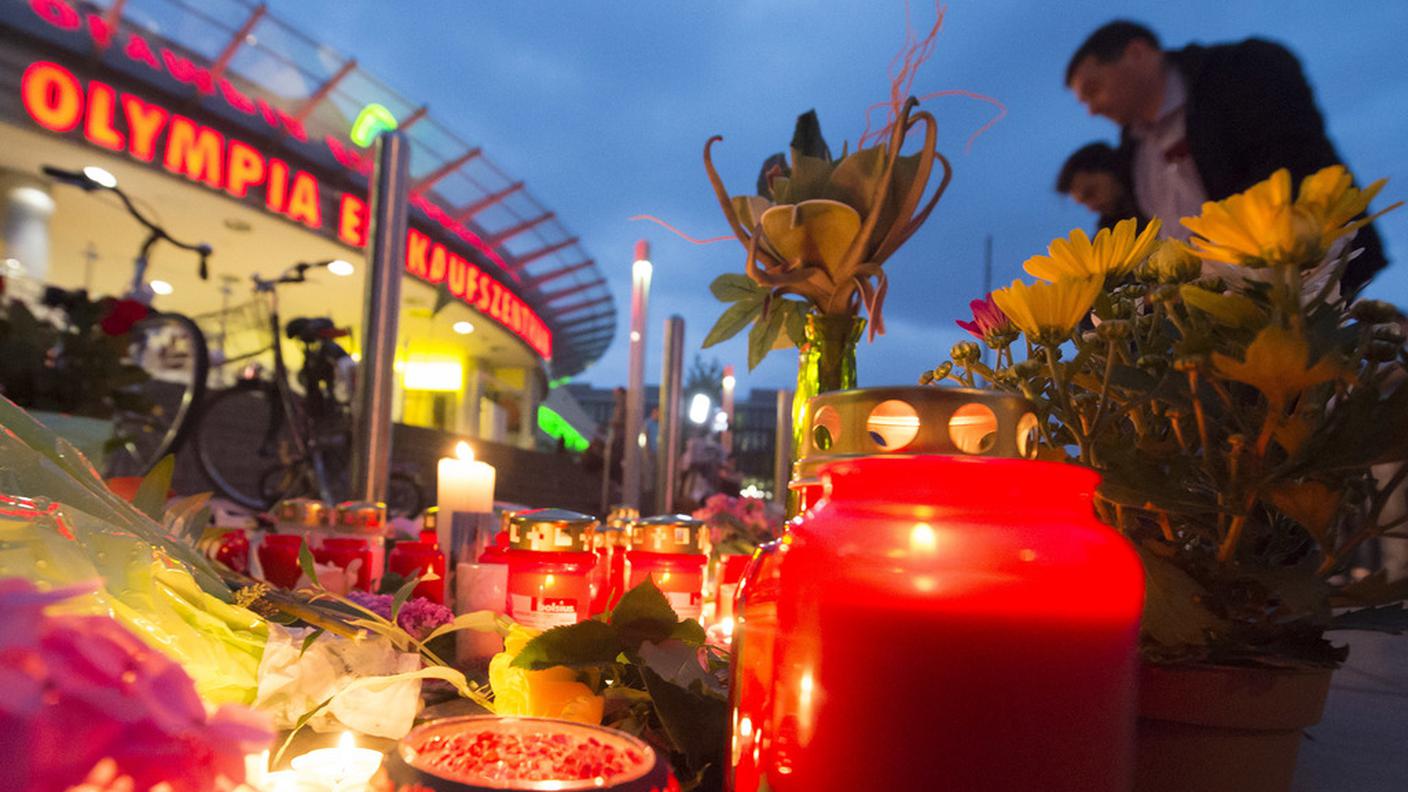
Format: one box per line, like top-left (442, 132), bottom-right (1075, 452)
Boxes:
top-left (955, 294), bottom-right (1014, 343)
top-left (0, 579), bottom-right (271, 792)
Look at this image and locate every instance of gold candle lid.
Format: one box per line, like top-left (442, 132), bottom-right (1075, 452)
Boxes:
top-left (273, 497), bottom-right (328, 528)
top-left (631, 514), bottom-right (707, 554)
top-left (334, 500), bottom-right (387, 535)
top-left (508, 508), bottom-right (597, 552)
top-left (793, 387), bottom-right (1040, 489)
top-left (423, 506), bottom-right (438, 532)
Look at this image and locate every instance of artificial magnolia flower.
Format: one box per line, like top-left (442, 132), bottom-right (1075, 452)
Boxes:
top-left (991, 277), bottom-right (1102, 343)
top-left (488, 624), bottom-right (604, 725)
top-left (956, 293), bottom-right (1019, 347)
top-left (1022, 217), bottom-right (1162, 282)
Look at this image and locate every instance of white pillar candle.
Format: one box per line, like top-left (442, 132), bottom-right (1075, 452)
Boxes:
top-left (437, 441), bottom-right (496, 514)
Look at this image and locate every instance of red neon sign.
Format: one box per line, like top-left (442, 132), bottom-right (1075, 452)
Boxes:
top-left (19, 59), bottom-right (552, 359)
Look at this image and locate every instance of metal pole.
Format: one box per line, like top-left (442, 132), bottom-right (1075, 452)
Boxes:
top-left (773, 388), bottom-right (792, 506)
top-left (657, 315), bottom-right (685, 513)
top-left (351, 130), bottom-right (409, 503)
top-left (721, 364), bottom-right (736, 454)
top-left (621, 240), bottom-right (652, 509)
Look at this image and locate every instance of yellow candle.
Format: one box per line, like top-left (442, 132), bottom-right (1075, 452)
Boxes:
top-left (437, 441), bottom-right (496, 514)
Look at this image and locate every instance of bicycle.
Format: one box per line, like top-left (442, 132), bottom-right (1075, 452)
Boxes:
top-left (40, 166), bottom-right (211, 478)
top-left (193, 261), bottom-right (424, 517)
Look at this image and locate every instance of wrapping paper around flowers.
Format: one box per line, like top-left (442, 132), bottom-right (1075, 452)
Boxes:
top-left (255, 624), bottom-right (424, 738)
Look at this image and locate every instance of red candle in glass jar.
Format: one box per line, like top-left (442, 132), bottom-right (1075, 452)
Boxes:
top-left (628, 515), bottom-right (708, 623)
top-left (388, 540), bottom-right (447, 604)
top-left (257, 533), bottom-right (304, 588)
top-left (729, 455), bottom-right (1144, 792)
top-left (505, 509), bottom-right (598, 630)
top-left (713, 554), bottom-right (752, 627)
top-left (315, 536), bottom-right (375, 591)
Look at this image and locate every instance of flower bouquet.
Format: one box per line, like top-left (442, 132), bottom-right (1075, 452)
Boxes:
top-left (928, 165), bottom-right (1407, 668)
top-left (691, 493), bottom-right (780, 556)
top-left (928, 165), bottom-right (1405, 788)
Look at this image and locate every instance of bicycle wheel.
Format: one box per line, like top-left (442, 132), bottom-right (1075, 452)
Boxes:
top-left (105, 312), bottom-right (209, 478)
top-left (195, 385), bottom-right (295, 510)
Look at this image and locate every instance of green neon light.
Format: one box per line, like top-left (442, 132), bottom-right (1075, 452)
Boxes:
top-left (548, 376), bottom-right (573, 389)
top-left (350, 103), bottom-right (399, 148)
top-left (538, 405), bottom-right (590, 452)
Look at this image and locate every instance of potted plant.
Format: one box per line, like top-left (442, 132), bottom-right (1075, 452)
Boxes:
top-left (928, 165), bottom-right (1406, 792)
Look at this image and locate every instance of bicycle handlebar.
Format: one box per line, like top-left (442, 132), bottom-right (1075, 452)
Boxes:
top-left (42, 165), bottom-right (212, 280)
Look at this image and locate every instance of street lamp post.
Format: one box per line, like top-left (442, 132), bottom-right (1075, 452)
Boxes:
top-left (621, 240), bottom-right (652, 509)
top-left (721, 365), bottom-right (736, 454)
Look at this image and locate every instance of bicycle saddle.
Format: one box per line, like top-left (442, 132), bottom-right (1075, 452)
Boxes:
top-left (285, 317), bottom-right (349, 342)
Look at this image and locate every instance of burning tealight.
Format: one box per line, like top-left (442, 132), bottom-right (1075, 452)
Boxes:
top-left (288, 732), bottom-right (382, 789)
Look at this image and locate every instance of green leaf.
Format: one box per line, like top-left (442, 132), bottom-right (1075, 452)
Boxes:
top-left (747, 301), bottom-right (786, 370)
top-left (610, 578), bottom-right (681, 650)
top-left (298, 628), bottom-right (325, 659)
top-left (702, 296), bottom-right (764, 349)
top-left (1138, 548), bottom-right (1227, 648)
top-left (782, 300), bottom-right (807, 347)
top-left (390, 573), bottom-right (423, 620)
top-left (163, 492), bottom-right (213, 543)
top-left (298, 540), bottom-right (320, 588)
top-left (710, 273), bottom-right (763, 303)
top-left (641, 665), bottom-right (729, 771)
top-left (1180, 285), bottom-right (1266, 328)
top-left (670, 618), bottom-right (707, 646)
top-left (511, 620), bottom-right (624, 670)
top-left (133, 454), bottom-right (175, 521)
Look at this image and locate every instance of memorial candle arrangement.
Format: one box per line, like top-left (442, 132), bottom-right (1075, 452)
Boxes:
top-left (504, 509), bottom-right (598, 630)
top-left (729, 388), bottom-right (1145, 792)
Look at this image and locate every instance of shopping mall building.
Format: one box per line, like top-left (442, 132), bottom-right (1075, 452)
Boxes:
top-left (0, 0), bottom-right (612, 472)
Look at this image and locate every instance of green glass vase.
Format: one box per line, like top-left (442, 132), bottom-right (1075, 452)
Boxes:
top-left (787, 313), bottom-right (864, 514)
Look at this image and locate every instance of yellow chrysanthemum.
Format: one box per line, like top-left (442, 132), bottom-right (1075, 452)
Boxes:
top-left (1181, 169), bottom-right (1303, 266)
top-left (1211, 324), bottom-right (1346, 411)
top-left (1182, 165), bottom-right (1400, 267)
top-left (1294, 165), bottom-right (1391, 247)
top-left (1023, 217), bottom-right (1163, 282)
top-left (991, 277), bottom-right (1101, 343)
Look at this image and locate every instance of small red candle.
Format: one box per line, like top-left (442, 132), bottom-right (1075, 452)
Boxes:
top-left (315, 536), bottom-right (375, 591)
top-left (388, 540), bottom-right (447, 604)
top-left (256, 533), bottom-right (304, 588)
top-left (505, 510), bottom-right (598, 630)
top-left (627, 515), bottom-right (708, 623)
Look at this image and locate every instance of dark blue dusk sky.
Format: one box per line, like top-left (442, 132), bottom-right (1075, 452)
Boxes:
top-left (271, 1), bottom-right (1407, 394)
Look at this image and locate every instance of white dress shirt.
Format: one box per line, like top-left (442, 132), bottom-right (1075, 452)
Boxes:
top-left (1131, 68), bottom-right (1208, 242)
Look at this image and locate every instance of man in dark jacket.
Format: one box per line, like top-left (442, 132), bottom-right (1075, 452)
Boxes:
top-left (1065, 20), bottom-right (1388, 294)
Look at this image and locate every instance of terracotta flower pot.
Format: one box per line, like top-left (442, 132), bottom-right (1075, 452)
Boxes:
top-left (1134, 664), bottom-right (1332, 792)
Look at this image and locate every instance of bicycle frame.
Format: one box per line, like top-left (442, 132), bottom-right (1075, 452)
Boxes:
top-left (249, 266), bottom-right (339, 505)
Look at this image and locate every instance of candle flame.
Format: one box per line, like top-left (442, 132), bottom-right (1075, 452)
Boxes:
top-left (338, 732), bottom-right (356, 750)
top-left (455, 441), bottom-right (474, 462)
top-left (910, 522), bottom-right (938, 554)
